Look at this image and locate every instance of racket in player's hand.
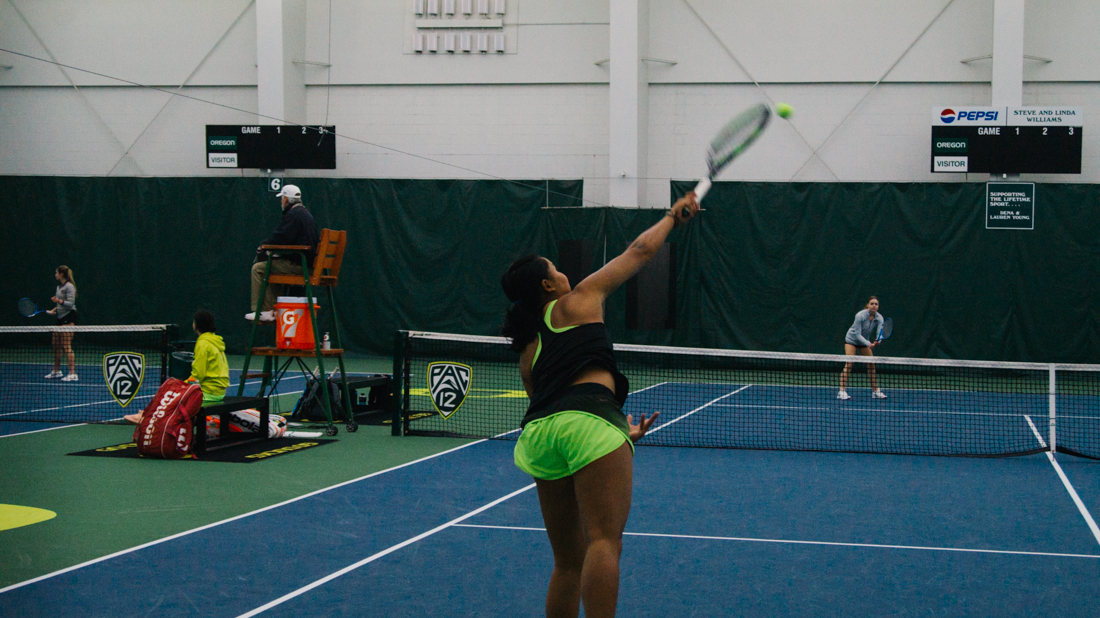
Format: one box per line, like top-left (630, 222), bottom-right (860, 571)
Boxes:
top-left (669, 193), bottom-right (700, 226)
top-left (627, 411), bottom-right (660, 442)
top-left (693, 103), bottom-right (772, 202)
top-left (875, 317), bottom-right (893, 345)
top-left (18, 298), bottom-right (47, 318)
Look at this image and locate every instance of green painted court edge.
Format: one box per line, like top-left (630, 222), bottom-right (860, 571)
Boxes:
top-left (0, 356), bottom-right (474, 589)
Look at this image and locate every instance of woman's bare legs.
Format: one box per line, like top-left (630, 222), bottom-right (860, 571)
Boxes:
top-left (51, 332), bottom-right (62, 373)
top-left (60, 331), bottom-right (75, 375)
top-left (860, 346), bottom-right (877, 391)
top-left (839, 343), bottom-right (858, 391)
top-left (535, 441), bottom-right (633, 618)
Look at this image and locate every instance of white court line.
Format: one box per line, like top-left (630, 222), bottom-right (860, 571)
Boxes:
top-left (647, 385), bottom-right (751, 434)
top-left (462, 380), bottom-right (673, 437)
top-left (0, 423), bottom-right (89, 438)
top-left (231, 380), bottom-right (690, 611)
top-left (711, 402), bottom-right (1042, 419)
top-left (0, 438), bottom-right (492, 594)
top-left (453, 524), bottom-right (1100, 560)
top-left (0, 374), bottom-right (306, 429)
top-left (7, 382), bottom-right (113, 388)
top-left (1025, 415), bottom-right (1100, 546)
top-left (0, 394), bottom-right (155, 418)
top-left (235, 483), bottom-right (536, 618)
top-left (628, 381), bottom-right (671, 396)
top-left (657, 380), bottom-right (1068, 399)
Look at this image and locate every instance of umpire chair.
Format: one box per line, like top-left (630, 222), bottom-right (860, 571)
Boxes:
top-left (238, 228), bottom-right (355, 435)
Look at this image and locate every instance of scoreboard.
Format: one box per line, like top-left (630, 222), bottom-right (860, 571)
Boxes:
top-left (931, 107), bottom-right (1081, 174)
top-left (206, 125), bottom-right (336, 170)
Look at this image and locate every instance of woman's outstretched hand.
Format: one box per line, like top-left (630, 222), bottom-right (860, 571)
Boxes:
top-left (628, 411), bottom-right (661, 442)
top-left (669, 193), bottom-right (700, 226)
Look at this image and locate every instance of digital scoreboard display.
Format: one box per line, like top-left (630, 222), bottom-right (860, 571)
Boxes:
top-left (930, 107), bottom-right (1081, 174)
top-left (206, 125), bottom-right (336, 170)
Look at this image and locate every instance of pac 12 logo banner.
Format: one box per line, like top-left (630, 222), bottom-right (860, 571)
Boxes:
top-left (427, 362), bottom-right (472, 418)
top-left (103, 352), bottom-right (145, 408)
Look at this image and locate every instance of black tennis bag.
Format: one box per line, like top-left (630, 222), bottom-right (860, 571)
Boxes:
top-left (291, 373), bottom-right (345, 422)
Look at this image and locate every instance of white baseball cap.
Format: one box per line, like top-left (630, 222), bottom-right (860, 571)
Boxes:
top-left (276, 184), bottom-right (301, 199)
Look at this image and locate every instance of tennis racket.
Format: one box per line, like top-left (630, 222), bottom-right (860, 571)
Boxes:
top-left (875, 318), bottom-right (893, 343)
top-left (693, 103), bottom-right (772, 201)
top-left (18, 298), bottom-right (47, 317)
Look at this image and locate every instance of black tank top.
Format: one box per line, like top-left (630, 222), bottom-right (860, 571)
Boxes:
top-left (522, 300), bottom-right (630, 429)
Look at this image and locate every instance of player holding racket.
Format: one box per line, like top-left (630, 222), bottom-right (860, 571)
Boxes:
top-left (500, 193), bottom-right (698, 618)
top-left (838, 295), bottom-right (886, 400)
top-left (44, 265), bottom-right (78, 381)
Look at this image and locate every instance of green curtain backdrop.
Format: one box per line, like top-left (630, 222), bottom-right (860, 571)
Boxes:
top-left (668, 180), bottom-right (1100, 363)
top-left (2, 177), bottom-right (576, 356)
top-left (3, 176), bottom-right (1097, 363)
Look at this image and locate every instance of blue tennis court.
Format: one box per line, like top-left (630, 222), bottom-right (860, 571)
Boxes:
top-left (2, 440), bottom-right (1098, 616)
top-left (0, 366), bottom-right (333, 437)
top-left (398, 333), bottom-right (1100, 461)
top-left (2, 381), bottom-right (1098, 616)
top-left (0, 361), bottom-right (165, 422)
top-left (629, 382), bottom-right (1059, 456)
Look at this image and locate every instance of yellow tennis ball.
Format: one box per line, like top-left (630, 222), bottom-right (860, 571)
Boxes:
top-left (776, 103), bottom-right (793, 118)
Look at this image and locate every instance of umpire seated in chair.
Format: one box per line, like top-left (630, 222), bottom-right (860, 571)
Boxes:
top-left (246, 184), bottom-right (319, 322)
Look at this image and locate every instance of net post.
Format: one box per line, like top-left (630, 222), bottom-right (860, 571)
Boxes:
top-left (391, 331), bottom-right (408, 436)
top-left (162, 324), bottom-right (178, 387)
top-left (1048, 364), bottom-right (1057, 454)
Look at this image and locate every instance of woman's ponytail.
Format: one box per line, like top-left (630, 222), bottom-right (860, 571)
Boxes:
top-left (500, 255), bottom-right (549, 352)
top-left (57, 265), bottom-right (74, 285)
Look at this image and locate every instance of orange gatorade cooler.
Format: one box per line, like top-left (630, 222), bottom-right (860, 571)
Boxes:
top-left (274, 297), bottom-right (320, 350)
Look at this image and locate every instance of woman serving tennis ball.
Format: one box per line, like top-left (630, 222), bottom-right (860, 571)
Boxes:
top-left (500, 192), bottom-right (699, 618)
top-left (838, 295), bottom-right (886, 400)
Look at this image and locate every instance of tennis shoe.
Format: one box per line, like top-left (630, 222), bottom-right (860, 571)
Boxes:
top-left (61, 373), bottom-right (79, 382)
top-left (872, 390), bottom-right (887, 399)
top-left (44, 371), bottom-right (63, 379)
top-left (836, 390), bottom-right (850, 400)
top-left (244, 311), bottom-right (276, 322)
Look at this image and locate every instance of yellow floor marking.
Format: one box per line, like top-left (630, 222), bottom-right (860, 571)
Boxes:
top-left (409, 388), bottom-right (526, 398)
top-left (0, 504), bottom-right (57, 531)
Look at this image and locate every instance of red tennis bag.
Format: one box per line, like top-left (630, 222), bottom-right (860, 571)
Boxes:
top-left (132, 378), bottom-right (204, 459)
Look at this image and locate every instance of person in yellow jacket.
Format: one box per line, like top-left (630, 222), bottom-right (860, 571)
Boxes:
top-left (124, 310), bottom-right (229, 423)
top-left (187, 310), bottom-right (230, 405)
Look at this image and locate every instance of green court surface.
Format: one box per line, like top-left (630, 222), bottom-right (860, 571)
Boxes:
top-left (0, 355), bottom-right (472, 589)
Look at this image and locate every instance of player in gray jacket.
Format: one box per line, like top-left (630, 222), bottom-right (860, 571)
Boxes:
top-left (45, 265), bottom-right (78, 381)
top-left (838, 296), bottom-right (885, 400)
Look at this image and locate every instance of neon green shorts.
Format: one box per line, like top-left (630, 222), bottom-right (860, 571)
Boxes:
top-left (199, 392), bottom-right (225, 407)
top-left (514, 411), bottom-right (632, 481)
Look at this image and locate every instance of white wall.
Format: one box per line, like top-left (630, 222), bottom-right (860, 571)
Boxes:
top-left (300, 84), bottom-right (610, 190)
top-left (1, 0), bottom-right (1097, 201)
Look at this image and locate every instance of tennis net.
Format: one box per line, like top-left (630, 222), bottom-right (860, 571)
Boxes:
top-left (0, 325), bottom-right (176, 423)
top-left (393, 331), bottom-right (1100, 459)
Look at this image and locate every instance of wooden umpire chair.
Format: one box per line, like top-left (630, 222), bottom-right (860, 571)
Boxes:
top-left (238, 228), bottom-right (356, 435)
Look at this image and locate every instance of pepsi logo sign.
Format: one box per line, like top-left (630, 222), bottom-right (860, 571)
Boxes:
top-left (939, 109), bottom-right (1000, 123)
